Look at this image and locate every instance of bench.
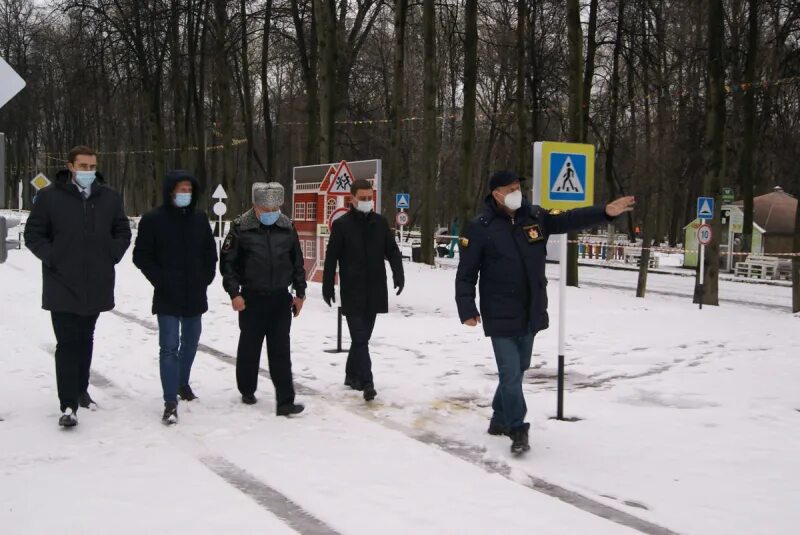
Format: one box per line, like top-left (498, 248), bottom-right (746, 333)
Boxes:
top-left (777, 259), bottom-right (792, 281)
top-left (625, 248), bottom-right (660, 269)
top-left (734, 254), bottom-right (779, 280)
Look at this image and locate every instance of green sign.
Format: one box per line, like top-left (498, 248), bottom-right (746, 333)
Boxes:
top-left (721, 187), bottom-right (735, 204)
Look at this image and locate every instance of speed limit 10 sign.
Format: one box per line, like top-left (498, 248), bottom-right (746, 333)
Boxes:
top-left (697, 224), bottom-right (713, 245)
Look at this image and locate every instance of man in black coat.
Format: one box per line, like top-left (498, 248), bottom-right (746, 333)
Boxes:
top-left (322, 179), bottom-right (404, 402)
top-left (220, 182), bottom-right (307, 416)
top-left (132, 170), bottom-right (218, 424)
top-left (24, 145), bottom-right (132, 428)
top-left (456, 170), bottom-right (634, 453)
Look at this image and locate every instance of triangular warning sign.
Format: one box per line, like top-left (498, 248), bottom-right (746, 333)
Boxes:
top-left (699, 200), bottom-right (712, 216)
top-left (327, 161), bottom-right (354, 195)
top-left (551, 156), bottom-right (584, 194)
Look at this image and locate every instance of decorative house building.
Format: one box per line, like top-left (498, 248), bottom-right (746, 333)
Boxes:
top-left (292, 160), bottom-right (382, 282)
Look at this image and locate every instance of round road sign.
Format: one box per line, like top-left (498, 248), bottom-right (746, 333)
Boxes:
top-left (328, 207), bottom-right (349, 231)
top-left (697, 224), bottom-right (712, 245)
top-left (396, 211), bottom-right (410, 226)
top-left (213, 201), bottom-right (227, 217)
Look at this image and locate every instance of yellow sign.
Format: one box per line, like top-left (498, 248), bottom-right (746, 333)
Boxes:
top-left (532, 142), bottom-right (595, 210)
top-left (30, 173), bottom-right (51, 191)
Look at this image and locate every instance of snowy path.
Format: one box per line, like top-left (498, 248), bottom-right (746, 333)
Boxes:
top-left (3, 246), bottom-right (800, 534)
top-left (1, 253), bottom-right (634, 534)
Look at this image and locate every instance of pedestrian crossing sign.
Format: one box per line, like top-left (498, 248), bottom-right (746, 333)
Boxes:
top-left (533, 142), bottom-right (595, 210)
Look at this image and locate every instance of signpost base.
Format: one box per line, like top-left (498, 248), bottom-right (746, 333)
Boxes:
top-left (324, 307), bottom-right (347, 354)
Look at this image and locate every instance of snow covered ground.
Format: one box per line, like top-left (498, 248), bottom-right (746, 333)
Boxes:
top-left (1, 240), bottom-right (799, 534)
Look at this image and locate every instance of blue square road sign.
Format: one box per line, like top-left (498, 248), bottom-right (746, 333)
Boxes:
top-left (396, 193), bottom-right (410, 209)
top-left (697, 197), bottom-right (714, 220)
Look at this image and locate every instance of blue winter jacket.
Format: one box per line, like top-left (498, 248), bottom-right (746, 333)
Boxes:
top-left (455, 196), bottom-right (612, 337)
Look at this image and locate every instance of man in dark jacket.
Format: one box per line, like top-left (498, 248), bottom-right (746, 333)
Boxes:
top-left (24, 145), bottom-right (132, 428)
top-left (456, 170), bottom-right (634, 453)
top-left (322, 179), bottom-right (404, 402)
top-left (220, 182), bottom-right (307, 416)
top-left (132, 170), bottom-right (217, 424)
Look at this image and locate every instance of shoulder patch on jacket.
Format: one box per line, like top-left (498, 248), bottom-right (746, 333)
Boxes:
top-left (221, 233), bottom-right (234, 253)
top-left (460, 237), bottom-right (470, 248)
top-left (548, 209), bottom-right (564, 215)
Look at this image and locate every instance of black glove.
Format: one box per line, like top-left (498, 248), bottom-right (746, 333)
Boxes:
top-left (323, 286), bottom-right (335, 307)
top-left (394, 278), bottom-right (404, 296)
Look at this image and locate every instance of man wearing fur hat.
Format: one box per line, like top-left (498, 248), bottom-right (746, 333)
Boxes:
top-left (220, 182), bottom-right (307, 416)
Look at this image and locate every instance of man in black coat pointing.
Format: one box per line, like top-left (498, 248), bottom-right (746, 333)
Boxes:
top-left (456, 170), bottom-right (635, 454)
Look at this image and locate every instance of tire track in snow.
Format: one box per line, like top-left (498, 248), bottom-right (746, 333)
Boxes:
top-left (110, 308), bottom-right (682, 535)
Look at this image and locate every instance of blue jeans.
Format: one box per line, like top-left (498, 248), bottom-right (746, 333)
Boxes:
top-left (490, 332), bottom-right (535, 431)
top-left (157, 315), bottom-right (202, 403)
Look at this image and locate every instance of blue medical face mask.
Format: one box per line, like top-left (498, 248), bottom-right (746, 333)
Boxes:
top-left (174, 192), bottom-right (192, 208)
top-left (74, 170), bottom-right (96, 189)
top-left (259, 210), bottom-right (281, 226)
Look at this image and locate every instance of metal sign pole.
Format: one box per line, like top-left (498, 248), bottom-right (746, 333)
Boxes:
top-left (698, 243), bottom-right (705, 310)
top-left (557, 236), bottom-right (568, 420)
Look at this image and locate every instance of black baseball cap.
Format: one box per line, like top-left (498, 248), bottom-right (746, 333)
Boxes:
top-left (489, 170), bottom-right (524, 191)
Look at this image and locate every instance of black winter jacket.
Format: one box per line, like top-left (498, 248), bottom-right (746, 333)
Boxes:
top-left (219, 209), bottom-right (307, 299)
top-left (132, 172), bottom-right (218, 316)
top-left (322, 209), bottom-right (404, 317)
top-left (24, 169), bottom-right (132, 315)
top-left (455, 196), bottom-right (611, 337)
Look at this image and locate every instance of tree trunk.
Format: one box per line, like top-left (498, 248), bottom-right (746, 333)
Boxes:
top-left (421, 0), bottom-right (437, 265)
top-left (459, 0), bottom-right (478, 231)
top-left (637, 3), bottom-right (655, 298)
top-left (566, 0), bottom-right (583, 287)
top-left (580, 0), bottom-right (599, 143)
top-left (386, 0), bottom-right (408, 218)
top-left (515, 0), bottom-right (527, 175)
top-left (695, 0), bottom-right (726, 307)
top-left (315, 0), bottom-right (337, 164)
top-left (604, 0), bottom-right (625, 250)
top-left (214, 0), bottom-right (237, 210)
top-left (606, 0), bottom-right (624, 201)
top-left (290, 0), bottom-right (320, 164)
top-left (740, 0), bottom-right (758, 259)
top-left (261, 0), bottom-right (276, 178)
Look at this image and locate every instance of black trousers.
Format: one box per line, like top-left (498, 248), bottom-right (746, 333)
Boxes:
top-left (51, 312), bottom-right (99, 412)
top-left (345, 313), bottom-right (377, 387)
top-left (236, 292), bottom-right (295, 407)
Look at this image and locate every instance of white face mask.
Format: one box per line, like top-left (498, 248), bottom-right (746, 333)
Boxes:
top-left (502, 190), bottom-right (523, 211)
top-left (356, 200), bottom-right (374, 213)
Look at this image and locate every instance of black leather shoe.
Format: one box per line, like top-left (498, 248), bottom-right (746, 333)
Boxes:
top-left (178, 385), bottom-right (198, 401)
top-left (276, 403), bottom-right (305, 417)
top-left (241, 393), bottom-right (257, 405)
top-left (363, 385), bottom-right (377, 402)
top-left (344, 376), bottom-right (364, 391)
top-left (487, 420), bottom-right (509, 436)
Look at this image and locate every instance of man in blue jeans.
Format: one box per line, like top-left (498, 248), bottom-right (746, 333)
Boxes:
top-left (133, 170), bottom-right (218, 424)
top-left (456, 171), bottom-right (634, 453)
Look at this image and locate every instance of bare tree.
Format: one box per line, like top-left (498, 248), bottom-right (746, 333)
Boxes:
top-left (421, 0), bottom-right (437, 264)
